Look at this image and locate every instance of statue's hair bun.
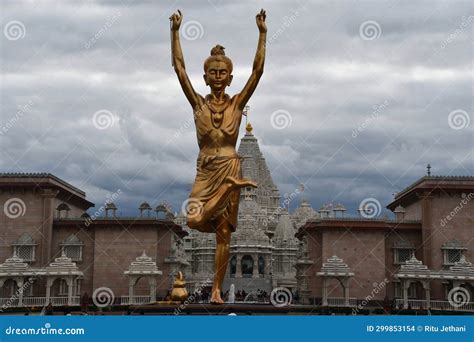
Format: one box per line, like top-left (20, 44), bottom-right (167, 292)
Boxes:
top-left (210, 45), bottom-right (225, 56)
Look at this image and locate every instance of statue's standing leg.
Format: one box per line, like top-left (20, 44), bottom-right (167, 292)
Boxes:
top-left (210, 216), bottom-right (231, 304)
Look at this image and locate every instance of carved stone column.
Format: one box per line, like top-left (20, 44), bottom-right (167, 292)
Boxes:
top-left (252, 254), bottom-right (259, 278)
top-left (422, 281), bottom-right (431, 309)
top-left (235, 254), bottom-right (242, 278)
top-left (148, 278), bottom-right (157, 303)
top-left (66, 277), bottom-right (74, 306)
top-left (341, 278), bottom-right (350, 306)
top-left (402, 280), bottom-right (410, 309)
top-left (322, 277), bottom-right (328, 306)
top-left (16, 278), bottom-right (24, 307)
top-left (45, 278), bottom-right (54, 306)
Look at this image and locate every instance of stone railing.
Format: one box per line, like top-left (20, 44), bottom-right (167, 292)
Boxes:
top-left (327, 297), bottom-right (358, 307)
top-left (120, 296), bottom-right (152, 305)
top-left (0, 296), bottom-right (80, 308)
top-left (395, 299), bottom-right (474, 312)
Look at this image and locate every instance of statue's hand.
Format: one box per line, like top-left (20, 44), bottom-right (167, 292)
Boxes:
top-left (169, 9), bottom-right (183, 31)
top-left (256, 9), bottom-right (267, 33)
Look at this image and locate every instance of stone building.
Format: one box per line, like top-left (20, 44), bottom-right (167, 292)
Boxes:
top-left (0, 173), bottom-right (187, 307)
top-left (296, 175), bottom-right (474, 310)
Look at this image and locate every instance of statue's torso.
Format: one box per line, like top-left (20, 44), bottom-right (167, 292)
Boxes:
top-left (194, 95), bottom-right (242, 157)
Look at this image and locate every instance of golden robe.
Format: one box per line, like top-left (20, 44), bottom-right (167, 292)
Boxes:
top-left (187, 96), bottom-right (242, 233)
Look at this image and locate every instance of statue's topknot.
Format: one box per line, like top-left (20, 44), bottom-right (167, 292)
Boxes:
top-left (210, 45), bottom-right (226, 56)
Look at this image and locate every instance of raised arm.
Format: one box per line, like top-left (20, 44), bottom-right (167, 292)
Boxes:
top-left (236, 9), bottom-right (267, 110)
top-left (170, 10), bottom-right (201, 109)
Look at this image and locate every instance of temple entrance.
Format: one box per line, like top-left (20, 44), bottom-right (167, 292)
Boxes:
top-left (241, 255), bottom-right (254, 278)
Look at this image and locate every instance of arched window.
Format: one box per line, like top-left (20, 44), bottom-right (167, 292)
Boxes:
top-left (60, 234), bottom-right (84, 262)
top-left (56, 203), bottom-right (70, 219)
top-left (12, 233), bottom-right (36, 262)
top-left (241, 255), bottom-right (254, 278)
top-left (230, 256), bottom-right (236, 277)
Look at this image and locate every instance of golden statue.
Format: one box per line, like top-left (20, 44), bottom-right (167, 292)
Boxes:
top-left (170, 9), bottom-right (266, 304)
top-left (170, 271), bottom-right (188, 302)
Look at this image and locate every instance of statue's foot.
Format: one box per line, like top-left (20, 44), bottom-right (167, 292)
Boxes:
top-left (225, 176), bottom-right (258, 189)
top-left (210, 289), bottom-right (224, 305)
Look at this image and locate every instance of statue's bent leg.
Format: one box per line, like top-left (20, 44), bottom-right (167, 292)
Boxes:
top-left (187, 176), bottom-right (256, 230)
top-left (210, 217), bottom-right (231, 304)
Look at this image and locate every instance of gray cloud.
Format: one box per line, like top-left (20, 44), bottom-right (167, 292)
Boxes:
top-left (1, 0), bottom-right (472, 217)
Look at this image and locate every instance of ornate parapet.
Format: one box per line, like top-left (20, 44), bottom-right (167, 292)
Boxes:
top-left (317, 255), bottom-right (354, 278)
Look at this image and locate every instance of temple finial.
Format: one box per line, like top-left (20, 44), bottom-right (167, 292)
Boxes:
top-left (246, 121), bottom-right (253, 134)
top-left (427, 163), bottom-right (431, 176)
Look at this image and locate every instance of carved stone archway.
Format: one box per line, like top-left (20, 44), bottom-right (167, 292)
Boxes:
top-left (124, 251), bottom-right (162, 304)
top-left (316, 255), bottom-right (354, 306)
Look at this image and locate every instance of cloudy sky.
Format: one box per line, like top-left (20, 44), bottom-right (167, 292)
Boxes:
top-left (1, 0), bottom-right (472, 217)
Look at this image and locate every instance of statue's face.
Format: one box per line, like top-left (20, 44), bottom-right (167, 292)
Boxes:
top-left (204, 61), bottom-right (232, 91)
